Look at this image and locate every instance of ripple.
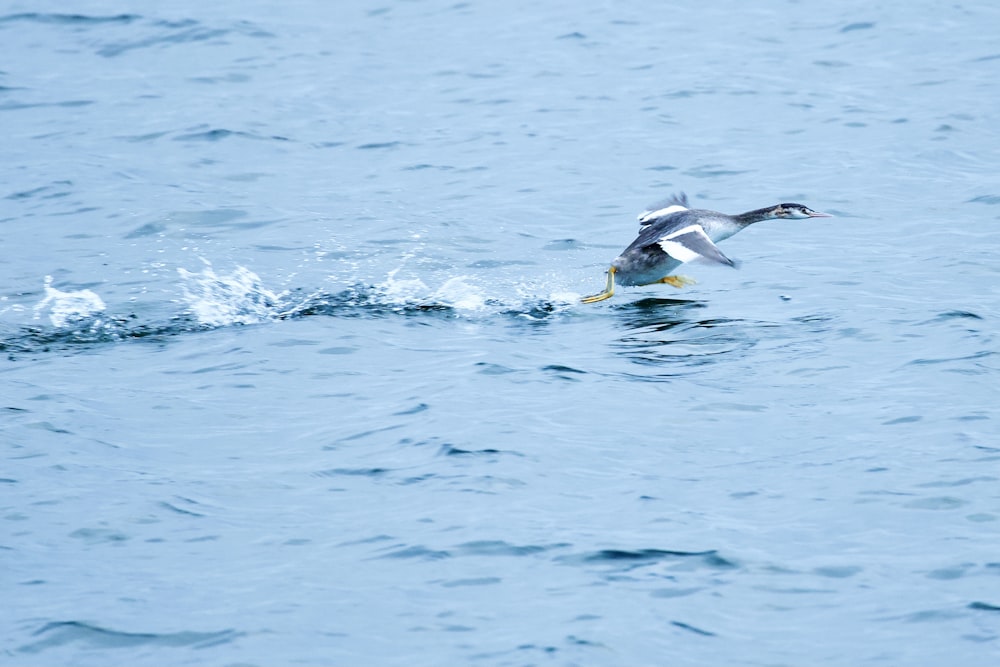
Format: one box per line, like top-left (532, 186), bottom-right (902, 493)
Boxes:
top-left (671, 620), bottom-right (716, 637)
top-left (374, 544), bottom-right (451, 560)
top-left (18, 621), bottom-right (241, 654)
top-left (559, 548), bottom-right (736, 571)
top-left (0, 13), bottom-right (140, 25)
top-left (904, 497), bottom-right (968, 510)
top-left (96, 20), bottom-right (270, 58)
top-left (840, 22), bottom-right (876, 32)
top-left (172, 128), bottom-right (290, 142)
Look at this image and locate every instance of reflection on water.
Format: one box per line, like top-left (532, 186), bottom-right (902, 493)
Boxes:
top-left (610, 297), bottom-right (756, 377)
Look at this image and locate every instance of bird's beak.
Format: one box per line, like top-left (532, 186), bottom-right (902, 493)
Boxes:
top-left (807, 210), bottom-right (833, 218)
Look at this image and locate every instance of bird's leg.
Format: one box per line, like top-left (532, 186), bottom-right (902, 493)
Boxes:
top-left (659, 275), bottom-right (696, 288)
top-left (581, 266), bottom-right (616, 304)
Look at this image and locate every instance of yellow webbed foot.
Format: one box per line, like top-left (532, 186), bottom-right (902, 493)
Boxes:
top-left (659, 274), bottom-right (696, 288)
top-left (581, 267), bottom-right (616, 304)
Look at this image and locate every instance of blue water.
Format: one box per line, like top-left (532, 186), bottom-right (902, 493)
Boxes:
top-left (3, 1), bottom-right (1000, 665)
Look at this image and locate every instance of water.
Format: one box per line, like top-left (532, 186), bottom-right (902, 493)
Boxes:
top-left (3, 1), bottom-right (1000, 664)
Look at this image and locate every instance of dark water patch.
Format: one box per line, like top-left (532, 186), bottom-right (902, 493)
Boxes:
top-left (439, 444), bottom-right (516, 457)
top-left (651, 587), bottom-right (703, 598)
top-left (1, 316), bottom-right (195, 358)
top-left (898, 609), bottom-right (966, 623)
top-left (337, 534), bottom-right (394, 547)
top-left (357, 141), bottom-right (404, 150)
top-left (393, 402), bottom-right (429, 416)
top-left (172, 128), bottom-right (289, 142)
top-left (904, 497), bottom-right (967, 510)
top-left (441, 577), bottom-right (502, 587)
top-left (159, 499), bottom-right (206, 517)
top-left (49, 205), bottom-right (100, 217)
top-left (968, 195), bottom-right (1000, 205)
top-left (5, 181), bottom-right (73, 201)
top-left (882, 415), bottom-right (922, 425)
top-left (917, 476), bottom-right (996, 488)
top-left (841, 22), bottom-right (875, 32)
top-left (98, 24), bottom-right (237, 58)
top-left (397, 473), bottom-right (436, 486)
top-left (611, 306), bottom-right (753, 378)
top-left (907, 350), bottom-right (994, 366)
top-left (116, 131), bottom-right (171, 146)
top-left (671, 620), bottom-right (716, 637)
top-left (813, 565), bottom-right (862, 578)
top-left (18, 621), bottom-right (241, 654)
top-left (501, 299), bottom-right (565, 321)
top-left (314, 467), bottom-right (390, 477)
top-left (455, 540), bottom-right (557, 557)
top-left (403, 163), bottom-right (455, 171)
top-left (28, 421), bottom-right (72, 435)
top-left (927, 310), bottom-right (984, 323)
top-left (319, 345), bottom-right (358, 355)
top-left (616, 296), bottom-right (707, 311)
top-left (475, 362), bottom-right (517, 375)
top-left (969, 601), bottom-right (1000, 612)
top-left (542, 364), bottom-right (587, 379)
top-left (560, 548), bottom-right (736, 570)
top-left (927, 565), bottom-right (971, 580)
top-left (68, 528), bottom-right (129, 544)
top-left (566, 635), bottom-right (605, 648)
top-left (684, 165), bottom-right (750, 179)
top-left (375, 544), bottom-right (451, 560)
top-left (0, 13), bottom-right (140, 25)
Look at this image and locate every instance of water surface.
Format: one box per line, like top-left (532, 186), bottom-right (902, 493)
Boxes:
top-left (3, 1), bottom-right (1000, 665)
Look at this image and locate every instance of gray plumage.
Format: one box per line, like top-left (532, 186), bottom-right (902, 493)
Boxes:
top-left (581, 192), bottom-right (831, 303)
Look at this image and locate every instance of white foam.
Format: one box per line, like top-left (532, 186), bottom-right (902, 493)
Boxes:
top-left (432, 276), bottom-right (487, 311)
top-left (33, 276), bottom-right (107, 328)
top-left (376, 267), bottom-right (430, 304)
top-left (177, 261), bottom-right (289, 327)
top-left (372, 269), bottom-right (488, 312)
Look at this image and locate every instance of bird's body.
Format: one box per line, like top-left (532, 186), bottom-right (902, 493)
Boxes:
top-left (581, 193), bottom-right (830, 303)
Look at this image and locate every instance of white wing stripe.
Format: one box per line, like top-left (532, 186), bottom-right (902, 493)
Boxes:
top-left (657, 239), bottom-right (702, 263)
top-left (662, 224), bottom-right (705, 241)
top-left (638, 204), bottom-right (687, 223)
top-left (657, 224), bottom-right (726, 264)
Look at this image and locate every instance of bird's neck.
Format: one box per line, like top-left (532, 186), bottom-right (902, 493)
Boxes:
top-left (732, 207), bottom-right (776, 226)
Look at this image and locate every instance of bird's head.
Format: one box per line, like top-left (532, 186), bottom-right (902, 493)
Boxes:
top-left (772, 203), bottom-right (832, 219)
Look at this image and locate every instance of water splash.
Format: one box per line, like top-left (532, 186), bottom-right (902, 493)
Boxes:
top-left (32, 276), bottom-right (106, 328)
top-left (370, 269), bottom-right (488, 312)
top-left (177, 261), bottom-right (295, 327)
top-left (2, 262), bottom-right (581, 356)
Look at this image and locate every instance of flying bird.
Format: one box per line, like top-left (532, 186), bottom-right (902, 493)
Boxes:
top-left (581, 193), bottom-right (831, 303)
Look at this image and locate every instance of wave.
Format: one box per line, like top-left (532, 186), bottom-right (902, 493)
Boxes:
top-left (0, 263), bottom-right (581, 355)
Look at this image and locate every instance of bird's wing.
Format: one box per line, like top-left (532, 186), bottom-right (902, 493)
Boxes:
top-left (657, 224), bottom-right (736, 267)
top-left (638, 192), bottom-right (689, 226)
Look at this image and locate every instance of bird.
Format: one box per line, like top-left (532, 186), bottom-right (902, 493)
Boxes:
top-left (580, 193), bottom-right (831, 303)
